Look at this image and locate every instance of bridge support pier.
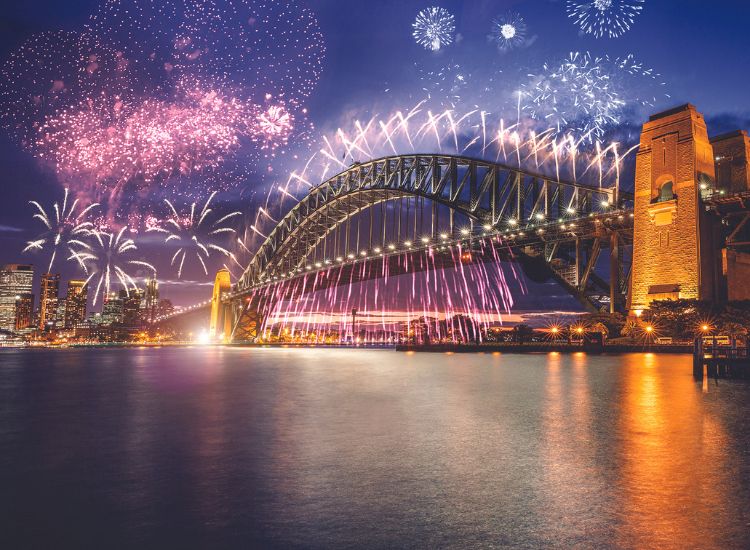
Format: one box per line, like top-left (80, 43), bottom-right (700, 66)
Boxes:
top-left (230, 300), bottom-right (265, 343)
top-left (610, 231), bottom-right (620, 314)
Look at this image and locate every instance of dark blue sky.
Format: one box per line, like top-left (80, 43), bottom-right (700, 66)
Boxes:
top-left (1, 0), bottom-right (749, 308)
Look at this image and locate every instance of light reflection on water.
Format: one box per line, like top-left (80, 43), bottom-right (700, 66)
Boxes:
top-left (0, 348), bottom-right (748, 548)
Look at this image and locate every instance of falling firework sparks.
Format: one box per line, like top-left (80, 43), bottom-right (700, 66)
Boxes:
top-left (149, 192), bottom-right (241, 277)
top-left (567, 0), bottom-right (645, 38)
top-left (412, 7), bottom-right (456, 51)
top-left (22, 188), bottom-right (99, 272)
top-left (417, 62), bottom-right (470, 107)
top-left (70, 227), bottom-right (156, 305)
top-left (489, 12), bottom-right (527, 51)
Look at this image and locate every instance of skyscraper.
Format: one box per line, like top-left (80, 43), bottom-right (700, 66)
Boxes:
top-left (39, 273), bottom-right (61, 330)
top-left (101, 292), bottom-right (124, 325)
top-left (0, 264), bottom-right (34, 332)
top-left (14, 293), bottom-right (34, 331)
top-left (143, 276), bottom-right (159, 324)
top-left (64, 280), bottom-right (88, 328)
top-left (121, 288), bottom-right (143, 327)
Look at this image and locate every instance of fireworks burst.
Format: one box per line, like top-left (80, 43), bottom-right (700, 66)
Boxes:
top-left (149, 192), bottom-right (241, 278)
top-left (524, 51), bottom-right (667, 141)
top-left (567, 0), bottom-right (645, 38)
top-left (70, 227), bottom-right (156, 305)
top-left (525, 51), bottom-right (623, 141)
top-left (0, 1), bottom-right (326, 214)
top-left (490, 12), bottom-right (527, 51)
top-left (23, 188), bottom-right (99, 272)
top-left (412, 7), bottom-right (456, 51)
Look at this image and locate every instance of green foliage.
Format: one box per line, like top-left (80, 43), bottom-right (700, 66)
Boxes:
top-left (645, 299), bottom-right (750, 338)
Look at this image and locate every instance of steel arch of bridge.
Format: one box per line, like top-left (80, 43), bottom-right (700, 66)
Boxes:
top-left (237, 154), bottom-right (631, 291)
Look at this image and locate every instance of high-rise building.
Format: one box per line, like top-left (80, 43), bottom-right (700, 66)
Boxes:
top-left (143, 276), bottom-right (159, 323)
top-left (64, 280), bottom-right (88, 328)
top-left (39, 273), bottom-right (61, 330)
top-left (0, 264), bottom-right (34, 332)
top-left (14, 293), bottom-right (34, 331)
top-left (121, 288), bottom-right (143, 327)
top-left (101, 292), bottom-right (124, 325)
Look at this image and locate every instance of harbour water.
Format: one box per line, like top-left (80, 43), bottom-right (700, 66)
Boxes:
top-left (1, 348), bottom-right (749, 548)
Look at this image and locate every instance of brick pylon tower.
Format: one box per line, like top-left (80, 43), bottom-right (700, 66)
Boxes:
top-left (629, 105), bottom-right (719, 312)
top-left (209, 268), bottom-right (232, 341)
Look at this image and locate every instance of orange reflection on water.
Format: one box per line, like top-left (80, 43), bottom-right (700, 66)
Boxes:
top-left (615, 353), bottom-right (732, 548)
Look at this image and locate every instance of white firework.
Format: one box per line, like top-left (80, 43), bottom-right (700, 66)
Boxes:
top-left (490, 12), bottom-right (527, 51)
top-left (23, 188), bottom-right (99, 272)
top-left (412, 7), bottom-right (456, 51)
top-left (567, 0), bottom-right (645, 38)
top-left (70, 227), bottom-right (156, 305)
top-left (149, 191), bottom-right (241, 278)
top-left (524, 51), bottom-right (625, 141)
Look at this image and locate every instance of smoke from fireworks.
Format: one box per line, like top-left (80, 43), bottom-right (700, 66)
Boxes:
top-left (70, 227), bottom-right (156, 305)
top-left (567, 0), bottom-right (645, 38)
top-left (148, 192), bottom-right (241, 278)
top-left (23, 188), bottom-right (100, 272)
top-left (412, 7), bottom-right (456, 52)
top-left (489, 12), bottom-right (528, 52)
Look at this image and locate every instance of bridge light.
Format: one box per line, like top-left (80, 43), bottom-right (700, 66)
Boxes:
top-left (440, 233), bottom-right (448, 240)
top-left (535, 212), bottom-right (545, 220)
top-left (601, 200), bottom-right (610, 208)
top-left (404, 241), bottom-right (412, 247)
top-left (388, 243), bottom-right (396, 250)
top-left (374, 247), bottom-right (381, 253)
top-left (305, 265), bottom-right (312, 270)
top-left (460, 228), bottom-right (469, 236)
top-left (508, 218), bottom-right (518, 226)
top-left (315, 262), bottom-right (322, 268)
top-left (566, 207), bottom-right (575, 215)
top-left (336, 256), bottom-right (343, 262)
top-left (483, 224), bottom-right (492, 230)
top-left (324, 259), bottom-right (331, 265)
top-left (360, 251), bottom-right (367, 257)
top-left (420, 237), bottom-right (429, 244)
top-left (347, 253), bottom-right (355, 259)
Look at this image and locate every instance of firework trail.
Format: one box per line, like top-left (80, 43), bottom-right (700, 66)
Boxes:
top-left (70, 227), bottom-right (156, 305)
top-left (489, 12), bottom-right (528, 52)
top-left (412, 7), bottom-right (456, 51)
top-left (149, 192), bottom-right (241, 278)
top-left (23, 188), bottom-right (99, 272)
top-left (567, 0), bottom-right (645, 39)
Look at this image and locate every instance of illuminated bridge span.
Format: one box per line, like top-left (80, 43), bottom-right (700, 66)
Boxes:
top-left (220, 153), bottom-right (635, 341)
top-left (156, 104), bottom-right (750, 344)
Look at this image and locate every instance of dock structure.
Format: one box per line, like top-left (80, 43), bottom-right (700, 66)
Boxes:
top-left (693, 338), bottom-right (750, 379)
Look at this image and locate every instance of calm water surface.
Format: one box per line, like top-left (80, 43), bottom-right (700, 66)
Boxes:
top-left (1, 348), bottom-right (749, 549)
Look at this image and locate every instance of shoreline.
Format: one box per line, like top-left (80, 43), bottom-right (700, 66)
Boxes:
top-left (2, 342), bottom-right (695, 354)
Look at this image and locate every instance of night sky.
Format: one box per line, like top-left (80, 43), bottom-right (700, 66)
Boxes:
top-left (1, 0), bottom-right (749, 311)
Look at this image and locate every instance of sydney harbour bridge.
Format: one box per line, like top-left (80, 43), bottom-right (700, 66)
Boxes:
top-left (158, 104), bottom-right (750, 343)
